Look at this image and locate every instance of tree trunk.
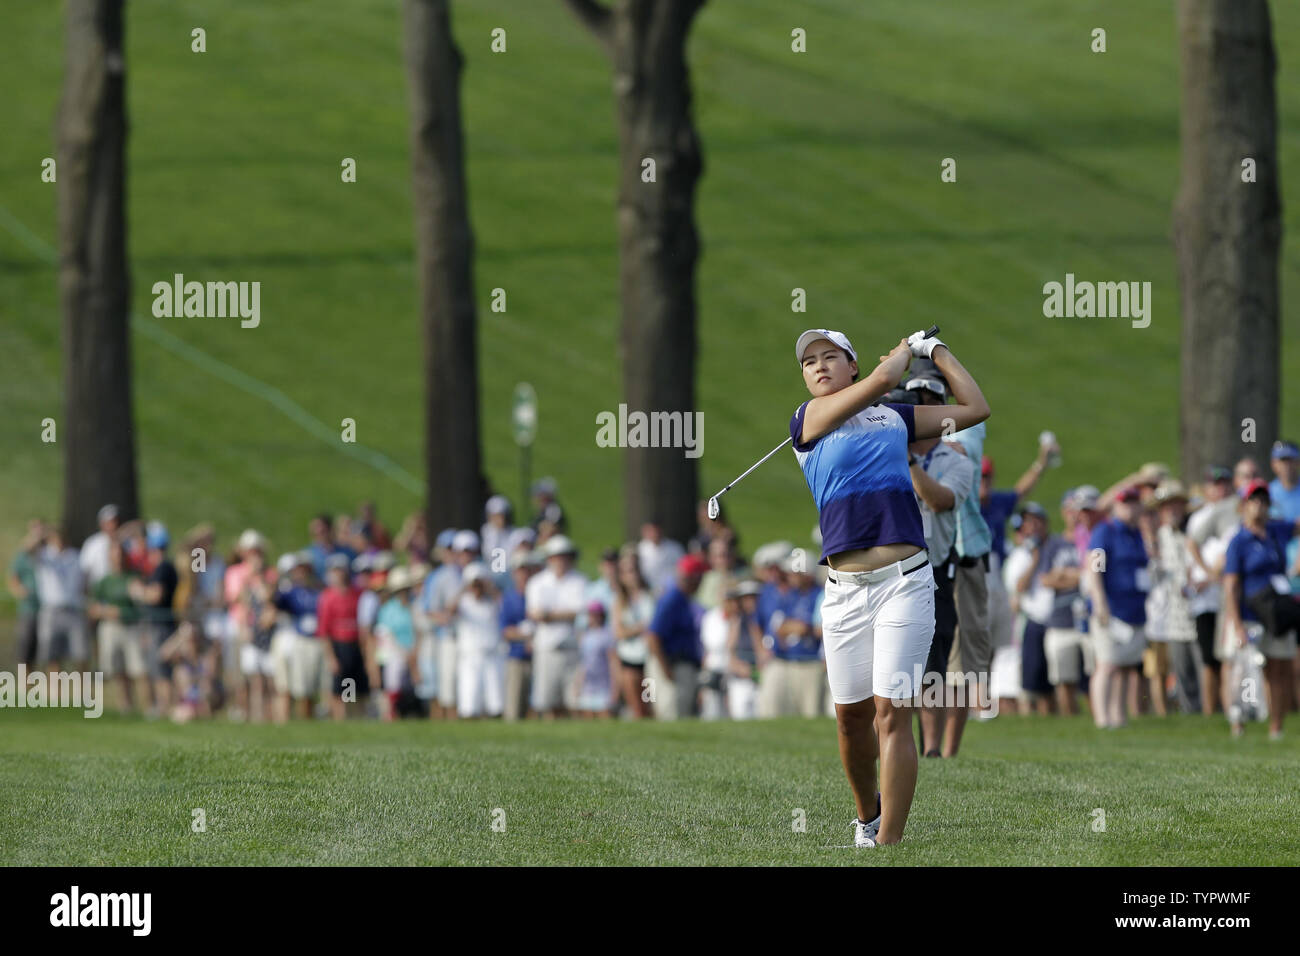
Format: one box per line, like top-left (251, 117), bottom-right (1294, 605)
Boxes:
top-left (56, 0), bottom-right (138, 545)
top-left (1174, 0), bottom-right (1282, 481)
top-left (565, 0), bottom-right (706, 547)
top-left (403, 0), bottom-right (486, 538)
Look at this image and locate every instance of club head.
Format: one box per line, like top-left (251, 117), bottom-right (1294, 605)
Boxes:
top-left (707, 496), bottom-right (720, 521)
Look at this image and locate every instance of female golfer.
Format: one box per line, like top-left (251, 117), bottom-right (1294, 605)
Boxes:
top-left (791, 328), bottom-right (989, 847)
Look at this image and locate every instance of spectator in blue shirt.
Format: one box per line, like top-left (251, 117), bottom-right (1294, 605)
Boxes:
top-left (1268, 440), bottom-right (1300, 523)
top-left (500, 551), bottom-right (541, 721)
top-left (771, 560), bottom-right (825, 717)
top-left (1223, 479), bottom-right (1300, 739)
top-left (646, 554), bottom-right (707, 720)
top-left (753, 544), bottom-right (793, 717)
top-left (272, 554), bottom-right (322, 720)
top-left (1085, 486), bottom-right (1151, 729)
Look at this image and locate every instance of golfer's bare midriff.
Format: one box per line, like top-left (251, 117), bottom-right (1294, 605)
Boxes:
top-left (827, 542), bottom-right (923, 573)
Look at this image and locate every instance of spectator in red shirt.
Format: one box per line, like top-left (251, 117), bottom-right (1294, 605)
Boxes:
top-left (317, 554), bottom-right (371, 719)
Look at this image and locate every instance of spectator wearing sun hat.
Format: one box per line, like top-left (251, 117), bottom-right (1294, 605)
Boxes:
top-left (1222, 478), bottom-right (1300, 739)
top-left (526, 535), bottom-right (588, 717)
top-left (374, 564), bottom-right (419, 719)
top-left (726, 579), bottom-right (766, 719)
top-left (646, 553), bottom-right (707, 720)
top-left (1148, 480), bottom-right (1201, 714)
top-left (223, 529), bottom-right (271, 719)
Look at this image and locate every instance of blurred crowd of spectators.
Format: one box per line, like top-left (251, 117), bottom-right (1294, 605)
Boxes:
top-left (9, 435), bottom-right (1300, 739)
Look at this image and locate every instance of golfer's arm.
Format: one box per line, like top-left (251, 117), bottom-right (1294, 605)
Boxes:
top-left (913, 346), bottom-right (990, 439)
top-left (799, 363), bottom-right (902, 444)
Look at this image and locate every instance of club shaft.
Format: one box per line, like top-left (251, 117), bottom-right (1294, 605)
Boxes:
top-left (717, 437), bottom-right (793, 496)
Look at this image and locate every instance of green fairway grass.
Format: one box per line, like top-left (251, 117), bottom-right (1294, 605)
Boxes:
top-left (3, 0), bottom-right (1300, 596)
top-left (1, 709), bottom-right (1295, 865)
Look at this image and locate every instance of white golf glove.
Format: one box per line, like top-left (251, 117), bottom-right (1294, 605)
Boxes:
top-left (907, 329), bottom-right (946, 359)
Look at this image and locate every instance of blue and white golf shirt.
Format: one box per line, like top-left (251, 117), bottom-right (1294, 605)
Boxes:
top-left (790, 402), bottom-right (926, 565)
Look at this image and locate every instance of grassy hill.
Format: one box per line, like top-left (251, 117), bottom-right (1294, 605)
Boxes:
top-left (3, 0), bottom-right (1300, 606)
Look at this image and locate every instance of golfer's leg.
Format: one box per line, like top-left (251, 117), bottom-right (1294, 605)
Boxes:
top-left (875, 695), bottom-right (918, 844)
top-left (872, 563), bottom-right (935, 843)
top-left (834, 697), bottom-right (878, 821)
top-left (820, 575), bottom-right (879, 822)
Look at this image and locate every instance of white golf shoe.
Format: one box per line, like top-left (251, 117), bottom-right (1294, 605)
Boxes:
top-left (852, 818), bottom-right (878, 848)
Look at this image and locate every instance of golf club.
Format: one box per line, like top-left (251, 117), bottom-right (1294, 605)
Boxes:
top-left (706, 325), bottom-right (940, 520)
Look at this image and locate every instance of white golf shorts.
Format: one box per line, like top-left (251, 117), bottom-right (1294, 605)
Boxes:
top-left (820, 559), bottom-right (936, 703)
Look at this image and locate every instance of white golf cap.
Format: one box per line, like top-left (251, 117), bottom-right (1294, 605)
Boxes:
top-left (276, 552), bottom-right (298, 575)
top-left (238, 529), bottom-right (266, 552)
top-left (463, 561), bottom-right (489, 583)
top-left (452, 530), bottom-right (480, 553)
top-left (385, 565), bottom-right (414, 593)
top-left (541, 534), bottom-right (578, 558)
top-left (97, 503), bottom-right (120, 523)
top-left (485, 494), bottom-right (511, 516)
top-left (795, 329), bottom-right (856, 365)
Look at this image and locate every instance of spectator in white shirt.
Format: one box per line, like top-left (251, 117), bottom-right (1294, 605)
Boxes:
top-left (456, 562), bottom-right (505, 718)
top-left (1186, 467), bottom-right (1238, 714)
top-left (480, 495), bottom-right (515, 568)
top-left (36, 527), bottom-right (88, 672)
top-left (78, 503), bottom-right (120, 590)
top-left (637, 521), bottom-right (685, 597)
top-left (526, 535), bottom-right (589, 717)
top-left (698, 592), bottom-right (735, 719)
